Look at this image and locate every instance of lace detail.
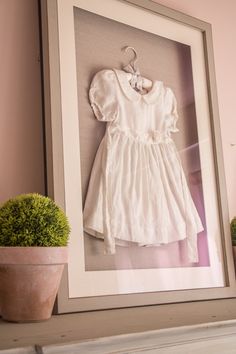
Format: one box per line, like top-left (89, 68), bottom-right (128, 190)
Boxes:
top-left (108, 124), bottom-right (173, 145)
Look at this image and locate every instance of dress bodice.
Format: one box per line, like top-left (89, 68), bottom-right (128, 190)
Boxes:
top-left (89, 69), bottom-right (179, 141)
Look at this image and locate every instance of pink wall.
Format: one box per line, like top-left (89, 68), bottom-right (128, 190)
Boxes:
top-left (0, 0), bottom-right (235, 222)
top-left (0, 0), bottom-right (45, 203)
top-left (154, 0), bottom-right (236, 219)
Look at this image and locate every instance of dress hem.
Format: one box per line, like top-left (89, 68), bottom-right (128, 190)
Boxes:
top-left (84, 225), bottom-right (202, 248)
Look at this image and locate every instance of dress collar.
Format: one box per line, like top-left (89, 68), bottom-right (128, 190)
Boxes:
top-left (113, 69), bottom-right (163, 104)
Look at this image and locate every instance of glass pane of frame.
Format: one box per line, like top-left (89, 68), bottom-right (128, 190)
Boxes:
top-left (41, 0), bottom-right (236, 313)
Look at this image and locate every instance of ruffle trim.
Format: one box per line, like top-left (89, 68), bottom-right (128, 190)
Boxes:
top-left (90, 98), bottom-right (117, 122)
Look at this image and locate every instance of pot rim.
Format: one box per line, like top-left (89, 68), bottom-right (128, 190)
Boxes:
top-left (0, 246), bottom-right (68, 265)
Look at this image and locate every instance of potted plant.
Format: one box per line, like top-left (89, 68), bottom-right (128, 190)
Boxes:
top-left (0, 193), bottom-right (70, 322)
top-left (231, 217), bottom-right (236, 266)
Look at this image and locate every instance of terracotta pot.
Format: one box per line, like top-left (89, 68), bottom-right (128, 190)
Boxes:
top-left (0, 247), bottom-right (68, 322)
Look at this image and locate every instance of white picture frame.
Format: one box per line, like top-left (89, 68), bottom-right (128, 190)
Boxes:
top-left (40, 0), bottom-right (236, 313)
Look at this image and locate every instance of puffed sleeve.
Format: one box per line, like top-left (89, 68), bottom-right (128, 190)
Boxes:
top-left (89, 69), bottom-right (119, 122)
top-left (164, 87), bottom-right (179, 136)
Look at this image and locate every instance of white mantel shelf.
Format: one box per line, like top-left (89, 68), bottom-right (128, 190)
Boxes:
top-left (1, 318), bottom-right (236, 353)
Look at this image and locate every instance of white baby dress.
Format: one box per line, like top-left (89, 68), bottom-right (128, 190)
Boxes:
top-left (83, 69), bottom-right (204, 262)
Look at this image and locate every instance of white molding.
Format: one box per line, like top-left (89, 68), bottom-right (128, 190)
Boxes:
top-left (30, 320), bottom-right (236, 353)
top-left (0, 347), bottom-right (36, 354)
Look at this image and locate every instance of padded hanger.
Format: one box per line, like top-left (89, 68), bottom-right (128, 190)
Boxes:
top-left (122, 46), bottom-right (152, 92)
top-left (123, 46), bottom-right (139, 73)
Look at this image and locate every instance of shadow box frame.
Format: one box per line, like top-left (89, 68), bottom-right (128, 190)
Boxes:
top-left (40, 0), bottom-right (236, 314)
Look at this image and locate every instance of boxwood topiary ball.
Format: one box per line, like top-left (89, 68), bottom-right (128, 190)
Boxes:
top-left (0, 193), bottom-right (70, 247)
top-left (231, 217), bottom-right (236, 247)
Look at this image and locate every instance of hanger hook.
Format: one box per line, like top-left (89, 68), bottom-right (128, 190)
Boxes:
top-left (123, 46), bottom-right (138, 70)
